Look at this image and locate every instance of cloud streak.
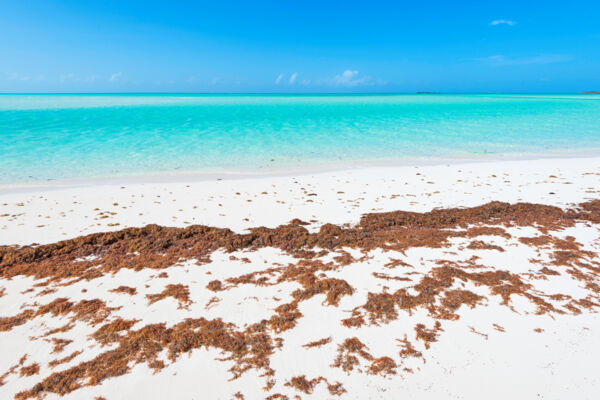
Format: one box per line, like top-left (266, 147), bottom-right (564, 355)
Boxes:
top-left (289, 72), bottom-right (298, 84)
top-left (8, 72), bottom-right (32, 81)
top-left (484, 54), bottom-right (573, 66)
top-left (489, 19), bottom-right (516, 26)
top-left (109, 72), bottom-right (122, 82)
top-left (326, 70), bottom-right (373, 87)
top-left (275, 73), bottom-right (284, 85)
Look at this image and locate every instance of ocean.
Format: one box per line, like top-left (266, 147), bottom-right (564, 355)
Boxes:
top-left (1, 94), bottom-right (599, 184)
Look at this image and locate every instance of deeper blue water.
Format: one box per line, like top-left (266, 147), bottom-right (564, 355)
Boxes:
top-left (1, 94), bottom-right (599, 184)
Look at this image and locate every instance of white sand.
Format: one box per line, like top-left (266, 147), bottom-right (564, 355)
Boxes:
top-left (1, 157), bottom-right (600, 400)
top-left (1, 157), bottom-right (599, 246)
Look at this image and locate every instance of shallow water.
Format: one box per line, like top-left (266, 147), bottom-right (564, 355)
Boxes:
top-left (1, 94), bottom-right (599, 183)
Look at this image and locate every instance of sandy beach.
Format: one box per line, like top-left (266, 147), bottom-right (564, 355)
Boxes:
top-left (1, 157), bottom-right (600, 399)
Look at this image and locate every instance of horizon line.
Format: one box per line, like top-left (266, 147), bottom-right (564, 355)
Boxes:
top-left (0, 91), bottom-right (597, 95)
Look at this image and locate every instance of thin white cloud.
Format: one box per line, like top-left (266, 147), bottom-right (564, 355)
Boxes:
top-left (5, 73), bottom-right (46, 82)
top-left (489, 19), bottom-right (516, 26)
top-left (8, 72), bottom-right (31, 81)
top-left (109, 72), bottom-right (122, 82)
top-left (484, 54), bottom-right (573, 66)
top-left (328, 70), bottom-right (372, 87)
top-left (275, 73), bottom-right (284, 85)
top-left (289, 72), bottom-right (298, 84)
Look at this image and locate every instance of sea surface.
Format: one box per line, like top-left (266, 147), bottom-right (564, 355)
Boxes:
top-left (1, 94), bottom-right (600, 184)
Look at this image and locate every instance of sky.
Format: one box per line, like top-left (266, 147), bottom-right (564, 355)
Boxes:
top-left (1, 0), bottom-right (599, 93)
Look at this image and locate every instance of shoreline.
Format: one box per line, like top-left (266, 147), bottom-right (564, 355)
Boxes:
top-left (2, 150), bottom-right (600, 195)
top-left (1, 156), bottom-right (600, 247)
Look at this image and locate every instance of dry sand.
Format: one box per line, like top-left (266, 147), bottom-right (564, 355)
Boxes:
top-left (1, 157), bottom-right (600, 400)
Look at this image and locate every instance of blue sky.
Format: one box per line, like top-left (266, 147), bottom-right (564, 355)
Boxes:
top-left (1, 0), bottom-right (599, 93)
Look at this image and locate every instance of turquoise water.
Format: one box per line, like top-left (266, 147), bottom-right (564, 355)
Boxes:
top-left (1, 94), bottom-right (600, 184)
